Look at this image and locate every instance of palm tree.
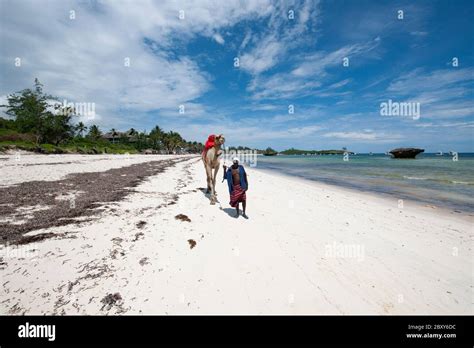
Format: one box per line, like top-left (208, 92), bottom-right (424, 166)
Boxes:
top-left (126, 128), bottom-right (138, 143)
top-left (87, 124), bottom-right (102, 141)
top-left (110, 128), bottom-right (118, 144)
top-left (149, 125), bottom-right (164, 150)
top-left (131, 131), bottom-right (146, 150)
top-left (75, 122), bottom-right (87, 138)
top-left (162, 131), bottom-right (184, 154)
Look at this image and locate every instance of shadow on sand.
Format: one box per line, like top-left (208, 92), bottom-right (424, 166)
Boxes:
top-left (221, 207), bottom-right (249, 219)
top-left (222, 207), bottom-right (238, 218)
top-left (197, 187), bottom-right (223, 205)
top-left (197, 187), bottom-right (248, 219)
top-left (197, 187), bottom-right (213, 203)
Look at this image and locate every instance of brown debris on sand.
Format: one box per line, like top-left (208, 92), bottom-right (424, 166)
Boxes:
top-left (139, 257), bottom-right (149, 266)
top-left (175, 214), bottom-right (191, 222)
top-left (132, 232), bottom-right (144, 242)
top-left (188, 239), bottom-right (197, 249)
top-left (100, 292), bottom-right (123, 311)
top-left (136, 221), bottom-right (147, 229)
top-left (0, 158), bottom-right (188, 245)
top-left (16, 233), bottom-right (58, 245)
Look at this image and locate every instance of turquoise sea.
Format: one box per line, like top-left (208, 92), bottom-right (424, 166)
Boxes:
top-left (255, 153), bottom-right (474, 213)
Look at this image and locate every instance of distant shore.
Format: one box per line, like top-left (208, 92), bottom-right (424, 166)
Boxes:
top-left (0, 154), bottom-right (472, 314)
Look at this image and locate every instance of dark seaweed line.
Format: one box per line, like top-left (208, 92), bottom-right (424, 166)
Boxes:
top-left (0, 157), bottom-right (192, 245)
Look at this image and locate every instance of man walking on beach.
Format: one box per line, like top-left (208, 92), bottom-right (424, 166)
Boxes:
top-left (223, 157), bottom-right (248, 218)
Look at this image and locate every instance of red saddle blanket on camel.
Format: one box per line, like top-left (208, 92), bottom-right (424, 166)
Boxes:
top-left (203, 134), bottom-right (215, 156)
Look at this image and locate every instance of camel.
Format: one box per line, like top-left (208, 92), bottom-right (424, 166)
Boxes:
top-left (202, 134), bottom-right (225, 204)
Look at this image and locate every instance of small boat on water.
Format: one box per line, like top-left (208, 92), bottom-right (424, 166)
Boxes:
top-left (389, 147), bottom-right (424, 159)
top-left (436, 151), bottom-right (443, 156)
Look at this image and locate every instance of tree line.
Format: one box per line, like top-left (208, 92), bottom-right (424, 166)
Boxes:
top-left (0, 79), bottom-right (204, 154)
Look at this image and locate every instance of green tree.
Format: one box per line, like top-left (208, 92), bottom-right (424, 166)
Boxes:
top-left (149, 125), bottom-right (164, 150)
top-left (263, 147), bottom-right (278, 155)
top-left (134, 131), bottom-right (148, 150)
top-left (75, 122), bottom-right (87, 138)
top-left (1, 78), bottom-right (74, 145)
top-left (185, 140), bottom-right (203, 154)
top-left (87, 124), bottom-right (102, 141)
top-left (109, 128), bottom-right (118, 143)
top-left (124, 128), bottom-right (138, 143)
top-left (162, 131), bottom-right (184, 154)
top-left (0, 117), bottom-right (17, 130)
top-left (44, 112), bottom-right (74, 145)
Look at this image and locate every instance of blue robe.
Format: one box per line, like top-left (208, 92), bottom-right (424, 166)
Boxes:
top-left (225, 165), bottom-right (248, 193)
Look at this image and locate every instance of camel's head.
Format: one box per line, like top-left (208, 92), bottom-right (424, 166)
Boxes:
top-left (215, 134), bottom-right (225, 146)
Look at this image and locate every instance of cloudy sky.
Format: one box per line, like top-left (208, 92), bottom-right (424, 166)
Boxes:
top-left (0, 0), bottom-right (473, 152)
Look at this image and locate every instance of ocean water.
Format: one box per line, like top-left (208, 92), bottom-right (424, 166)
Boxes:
top-left (255, 153), bottom-right (474, 213)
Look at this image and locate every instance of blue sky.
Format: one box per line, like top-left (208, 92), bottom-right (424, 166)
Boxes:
top-left (1, 0), bottom-right (473, 152)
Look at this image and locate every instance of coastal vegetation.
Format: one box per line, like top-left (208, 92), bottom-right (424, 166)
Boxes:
top-left (0, 79), bottom-right (204, 154)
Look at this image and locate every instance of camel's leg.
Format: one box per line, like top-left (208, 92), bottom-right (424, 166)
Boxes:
top-left (212, 164), bottom-right (219, 196)
top-left (203, 159), bottom-right (211, 193)
top-left (209, 167), bottom-right (216, 205)
top-left (208, 166), bottom-right (219, 205)
top-left (205, 165), bottom-right (213, 201)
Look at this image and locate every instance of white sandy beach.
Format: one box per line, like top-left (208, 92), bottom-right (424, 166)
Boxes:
top-left (0, 154), bottom-right (472, 314)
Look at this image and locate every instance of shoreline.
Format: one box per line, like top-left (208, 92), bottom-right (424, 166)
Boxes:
top-left (0, 154), bottom-right (472, 315)
top-left (252, 166), bottom-right (474, 222)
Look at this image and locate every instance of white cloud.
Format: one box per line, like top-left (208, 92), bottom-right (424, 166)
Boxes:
top-left (240, 35), bottom-right (283, 75)
top-left (173, 117), bottom-right (324, 147)
top-left (244, 104), bottom-right (279, 111)
top-left (247, 38), bottom-right (379, 100)
top-left (416, 121), bottom-right (474, 129)
top-left (385, 68), bottom-right (474, 120)
top-left (324, 132), bottom-right (376, 140)
top-left (157, 102), bottom-right (208, 118)
top-left (323, 131), bottom-right (403, 142)
top-left (328, 79), bottom-right (351, 90)
top-left (422, 104), bottom-right (474, 119)
top-left (291, 39), bottom-right (379, 77)
top-left (238, 0), bottom-right (321, 76)
top-left (388, 68), bottom-right (474, 94)
top-left (239, 30), bottom-right (252, 50)
top-left (0, 0), bottom-right (273, 129)
top-left (213, 33), bottom-right (225, 45)
top-left (410, 31), bottom-right (428, 36)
